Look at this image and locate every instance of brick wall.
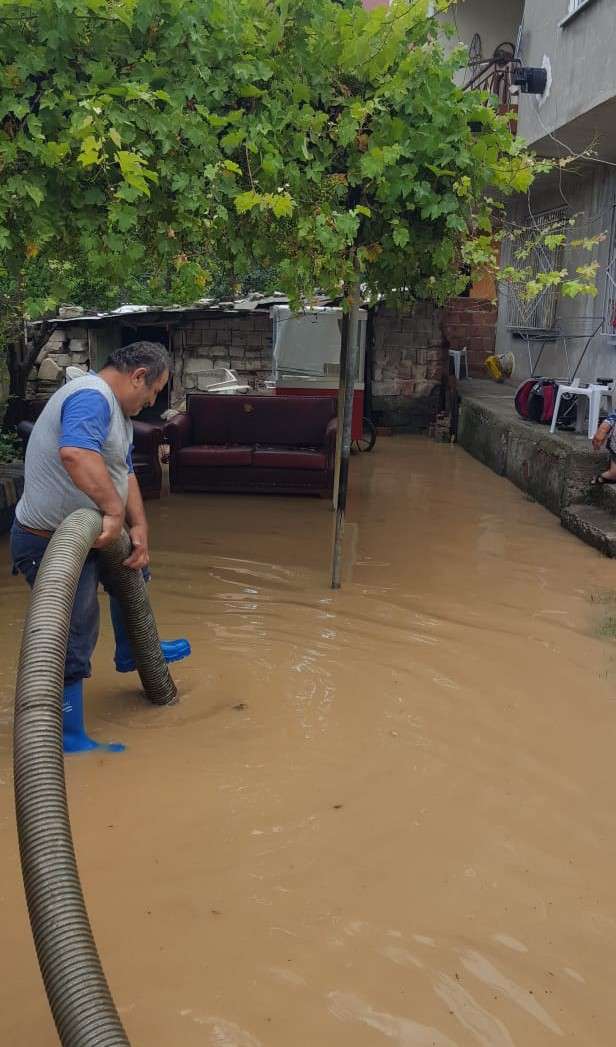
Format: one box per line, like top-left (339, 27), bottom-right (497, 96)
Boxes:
top-left (172, 312), bottom-right (273, 392)
top-left (442, 298), bottom-right (496, 376)
top-left (371, 302), bottom-right (446, 431)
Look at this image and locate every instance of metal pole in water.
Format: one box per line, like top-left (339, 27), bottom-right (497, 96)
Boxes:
top-left (331, 282), bottom-right (361, 589)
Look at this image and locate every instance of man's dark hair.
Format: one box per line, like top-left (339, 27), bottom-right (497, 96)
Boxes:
top-left (105, 341), bottom-right (170, 385)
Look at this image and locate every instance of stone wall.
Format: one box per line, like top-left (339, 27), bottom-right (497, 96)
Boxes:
top-left (370, 302), bottom-right (446, 431)
top-left (172, 312), bottom-right (273, 393)
top-left (442, 297), bottom-right (497, 376)
top-left (26, 325), bottom-right (93, 402)
top-left (25, 304), bottom-right (451, 432)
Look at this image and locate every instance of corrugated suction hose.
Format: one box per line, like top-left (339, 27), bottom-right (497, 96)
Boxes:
top-left (13, 507), bottom-right (178, 1046)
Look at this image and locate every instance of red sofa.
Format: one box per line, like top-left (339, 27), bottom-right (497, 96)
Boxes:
top-left (164, 393), bottom-right (337, 496)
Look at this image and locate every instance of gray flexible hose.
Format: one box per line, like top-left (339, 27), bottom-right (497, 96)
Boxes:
top-left (13, 508), bottom-right (178, 1046)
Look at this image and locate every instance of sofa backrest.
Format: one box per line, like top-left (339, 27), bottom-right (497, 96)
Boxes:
top-left (188, 394), bottom-right (337, 447)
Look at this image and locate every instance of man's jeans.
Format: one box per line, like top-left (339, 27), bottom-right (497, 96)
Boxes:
top-left (10, 520), bottom-right (148, 685)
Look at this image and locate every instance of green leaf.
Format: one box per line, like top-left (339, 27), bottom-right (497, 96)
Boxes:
top-left (392, 226), bottom-right (410, 248)
top-left (116, 150), bottom-right (156, 196)
top-left (234, 190), bottom-right (262, 214)
top-left (360, 149), bottom-right (385, 179)
top-left (238, 84), bottom-right (264, 98)
top-left (221, 129), bottom-right (246, 152)
top-left (78, 135), bottom-right (101, 168)
top-left (268, 193), bottom-right (294, 218)
top-left (24, 184), bottom-right (44, 206)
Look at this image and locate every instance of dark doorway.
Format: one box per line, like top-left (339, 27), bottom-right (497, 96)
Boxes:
top-left (120, 323), bottom-right (171, 423)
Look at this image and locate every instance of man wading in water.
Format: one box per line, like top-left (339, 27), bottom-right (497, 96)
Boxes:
top-left (10, 341), bottom-right (191, 753)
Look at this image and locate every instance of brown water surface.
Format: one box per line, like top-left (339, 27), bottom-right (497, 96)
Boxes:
top-left (1, 438), bottom-right (616, 1046)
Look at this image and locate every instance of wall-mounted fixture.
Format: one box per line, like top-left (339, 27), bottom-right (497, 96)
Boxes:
top-left (510, 66), bottom-right (548, 95)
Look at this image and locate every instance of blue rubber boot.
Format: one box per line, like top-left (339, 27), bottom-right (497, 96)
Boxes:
top-left (63, 680), bottom-right (125, 754)
top-left (110, 596), bottom-right (191, 673)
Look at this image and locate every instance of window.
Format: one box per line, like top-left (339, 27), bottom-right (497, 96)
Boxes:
top-left (505, 207), bottom-right (567, 332)
top-left (560, 0), bottom-right (597, 28)
top-left (603, 205), bottom-right (616, 337)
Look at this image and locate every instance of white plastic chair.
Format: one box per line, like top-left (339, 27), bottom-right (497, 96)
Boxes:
top-left (449, 347), bottom-right (469, 380)
top-left (598, 381), bottom-right (616, 417)
top-left (550, 379), bottom-right (604, 439)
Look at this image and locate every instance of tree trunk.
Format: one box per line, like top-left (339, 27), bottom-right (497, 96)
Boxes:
top-left (331, 281), bottom-right (361, 590)
top-left (2, 321), bottom-right (52, 430)
top-left (332, 311), bottom-right (349, 510)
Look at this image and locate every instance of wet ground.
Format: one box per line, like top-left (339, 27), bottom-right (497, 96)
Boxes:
top-left (2, 437), bottom-right (616, 1046)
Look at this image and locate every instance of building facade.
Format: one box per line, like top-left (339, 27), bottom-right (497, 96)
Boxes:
top-left (489, 0), bottom-right (616, 381)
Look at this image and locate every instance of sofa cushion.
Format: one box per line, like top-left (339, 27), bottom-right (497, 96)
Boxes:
top-left (231, 396), bottom-right (336, 446)
top-left (252, 447), bottom-right (327, 470)
top-left (178, 445), bottom-right (253, 467)
top-left (188, 393), bottom-right (337, 447)
top-left (189, 395), bottom-right (231, 445)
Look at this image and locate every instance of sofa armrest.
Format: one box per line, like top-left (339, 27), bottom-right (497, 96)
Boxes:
top-left (132, 420), bottom-right (163, 454)
top-left (163, 412), bottom-right (192, 449)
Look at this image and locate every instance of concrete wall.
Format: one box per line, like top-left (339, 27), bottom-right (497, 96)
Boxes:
top-left (516, 0), bottom-right (616, 153)
top-left (371, 302), bottom-right (446, 431)
top-left (495, 162), bottom-right (616, 382)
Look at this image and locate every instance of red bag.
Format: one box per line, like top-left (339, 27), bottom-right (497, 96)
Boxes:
top-left (514, 379), bottom-right (558, 425)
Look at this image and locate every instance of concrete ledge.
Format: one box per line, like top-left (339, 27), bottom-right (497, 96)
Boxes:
top-left (457, 397), bottom-right (508, 475)
top-left (458, 383), bottom-right (601, 516)
top-left (457, 381), bottom-right (616, 558)
top-left (561, 505), bottom-right (616, 557)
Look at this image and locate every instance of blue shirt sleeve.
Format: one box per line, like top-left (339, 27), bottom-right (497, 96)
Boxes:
top-left (605, 410), bottom-right (616, 427)
top-left (126, 445), bottom-right (134, 474)
top-left (59, 390), bottom-right (111, 453)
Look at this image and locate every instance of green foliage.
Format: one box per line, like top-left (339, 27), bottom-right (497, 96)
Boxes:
top-left (0, 0), bottom-right (597, 351)
top-left (0, 427), bottom-right (20, 462)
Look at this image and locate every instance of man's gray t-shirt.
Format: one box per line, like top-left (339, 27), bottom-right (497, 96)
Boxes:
top-left (16, 374), bottom-right (133, 531)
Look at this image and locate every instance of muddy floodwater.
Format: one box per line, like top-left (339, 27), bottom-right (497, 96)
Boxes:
top-left (2, 437), bottom-right (616, 1046)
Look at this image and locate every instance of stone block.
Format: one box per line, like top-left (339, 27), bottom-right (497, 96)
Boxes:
top-left (212, 327), bottom-right (232, 345)
top-left (182, 331), bottom-right (205, 349)
top-left (62, 325), bottom-right (88, 341)
top-left (36, 329), bottom-right (66, 364)
top-left (38, 356), bottom-right (64, 381)
top-left (183, 356), bottom-right (210, 374)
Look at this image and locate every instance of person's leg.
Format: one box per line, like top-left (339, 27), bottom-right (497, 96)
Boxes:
top-left (11, 524), bottom-right (124, 754)
top-left (63, 553), bottom-right (125, 753)
top-left (10, 521), bottom-right (49, 588)
top-left (107, 566), bottom-right (190, 673)
top-left (592, 442), bottom-right (616, 484)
